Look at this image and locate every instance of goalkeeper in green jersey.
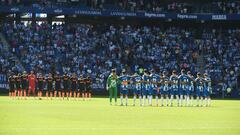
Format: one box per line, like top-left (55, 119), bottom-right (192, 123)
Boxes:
top-left (106, 69), bottom-right (119, 105)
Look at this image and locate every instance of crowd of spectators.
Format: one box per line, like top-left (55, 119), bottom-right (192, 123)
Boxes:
top-left (1, 22), bottom-right (240, 95)
top-left (0, 40), bottom-right (23, 74)
top-left (0, 0), bottom-right (240, 14)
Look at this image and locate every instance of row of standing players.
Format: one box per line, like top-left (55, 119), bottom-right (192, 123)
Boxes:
top-left (8, 71), bottom-right (92, 100)
top-left (108, 69), bottom-right (211, 107)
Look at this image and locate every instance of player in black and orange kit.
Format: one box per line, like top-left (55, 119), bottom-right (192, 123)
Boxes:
top-left (54, 72), bottom-right (62, 99)
top-left (78, 75), bottom-right (85, 99)
top-left (62, 73), bottom-right (69, 100)
top-left (21, 71), bottom-right (28, 99)
top-left (8, 73), bottom-right (16, 99)
top-left (70, 73), bottom-right (78, 100)
top-left (16, 73), bottom-right (22, 99)
top-left (46, 73), bottom-right (54, 100)
top-left (37, 73), bottom-right (45, 99)
top-left (84, 76), bottom-right (92, 100)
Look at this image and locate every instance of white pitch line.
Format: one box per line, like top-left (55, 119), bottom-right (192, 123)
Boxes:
top-left (0, 127), bottom-right (239, 131)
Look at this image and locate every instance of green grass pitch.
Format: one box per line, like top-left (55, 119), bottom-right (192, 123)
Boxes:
top-left (0, 96), bottom-right (240, 135)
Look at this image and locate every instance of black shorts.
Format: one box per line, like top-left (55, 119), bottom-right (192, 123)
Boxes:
top-left (9, 85), bottom-right (15, 92)
top-left (16, 84), bottom-right (21, 89)
top-left (55, 84), bottom-right (61, 91)
top-left (78, 84), bottom-right (85, 92)
top-left (38, 85), bottom-right (43, 91)
top-left (21, 81), bottom-right (27, 89)
top-left (47, 85), bottom-right (53, 92)
top-left (71, 85), bottom-right (77, 92)
top-left (85, 85), bottom-right (92, 93)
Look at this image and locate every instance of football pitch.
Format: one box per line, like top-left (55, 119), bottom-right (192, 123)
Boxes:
top-left (0, 96), bottom-right (239, 135)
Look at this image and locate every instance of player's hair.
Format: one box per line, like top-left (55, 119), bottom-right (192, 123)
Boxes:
top-left (197, 72), bottom-right (201, 76)
top-left (172, 70), bottom-right (176, 74)
top-left (181, 69), bottom-right (185, 74)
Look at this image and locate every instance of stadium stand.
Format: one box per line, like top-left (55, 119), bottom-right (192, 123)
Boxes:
top-left (0, 0), bottom-right (239, 97)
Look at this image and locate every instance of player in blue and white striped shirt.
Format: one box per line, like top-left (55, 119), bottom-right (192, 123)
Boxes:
top-left (170, 70), bottom-right (179, 106)
top-left (131, 72), bottom-right (143, 106)
top-left (150, 69), bottom-right (160, 106)
top-left (203, 73), bottom-right (211, 107)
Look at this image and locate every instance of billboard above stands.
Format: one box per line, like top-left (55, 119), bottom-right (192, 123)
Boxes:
top-left (0, 6), bottom-right (240, 21)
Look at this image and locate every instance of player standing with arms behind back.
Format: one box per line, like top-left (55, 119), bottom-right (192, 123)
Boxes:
top-left (150, 69), bottom-right (160, 106)
top-left (187, 71), bottom-right (195, 106)
top-left (54, 72), bottom-right (62, 99)
top-left (21, 71), bottom-right (28, 100)
top-left (170, 70), bottom-right (179, 106)
top-left (8, 73), bottom-right (16, 99)
top-left (178, 69), bottom-right (190, 106)
top-left (142, 69), bottom-right (151, 106)
top-left (78, 75), bottom-right (85, 100)
top-left (62, 73), bottom-right (69, 100)
top-left (118, 69), bottom-right (131, 106)
top-left (28, 71), bottom-right (36, 99)
top-left (46, 73), bottom-right (54, 100)
top-left (195, 72), bottom-right (204, 107)
top-left (16, 73), bottom-right (22, 99)
top-left (106, 69), bottom-right (118, 105)
top-left (203, 73), bottom-right (211, 106)
top-left (161, 71), bottom-right (170, 106)
top-left (84, 75), bottom-right (92, 100)
top-left (131, 71), bottom-right (142, 106)
top-left (70, 73), bottom-right (78, 100)
top-left (37, 73), bottom-right (44, 99)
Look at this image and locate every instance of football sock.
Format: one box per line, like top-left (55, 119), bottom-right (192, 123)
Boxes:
top-left (120, 95), bottom-right (123, 105)
top-left (139, 95), bottom-right (142, 106)
top-left (133, 95), bottom-right (136, 105)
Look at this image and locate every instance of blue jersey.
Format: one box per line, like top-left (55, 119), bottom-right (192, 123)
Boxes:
top-left (162, 76), bottom-right (169, 91)
top-left (118, 75), bottom-right (131, 90)
top-left (195, 77), bottom-right (204, 92)
top-left (132, 75), bottom-right (142, 91)
top-left (188, 76), bottom-right (195, 91)
top-left (204, 77), bottom-right (211, 92)
top-left (150, 73), bottom-right (160, 90)
top-left (179, 74), bottom-right (190, 90)
top-left (142, 74), bottom-right (151, 90)
top-left (170, 75), bottom-right (179, 91)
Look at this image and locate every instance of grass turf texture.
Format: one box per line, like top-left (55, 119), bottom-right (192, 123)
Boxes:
top-left (0, 96), bottom-right (239, 135)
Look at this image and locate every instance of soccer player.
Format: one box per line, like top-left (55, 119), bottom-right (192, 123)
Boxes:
top-left (70, 73), bottom-right (78, 100)
top-left (203, 73), bottom-right (211, 107)
top-left (46, 73), bottom-right (54, 100)
top-left (62, 73), bottom-right (69, 100)
top-left (178, 69), bottom-right (190, 106)
top-left (16, 73), bottom-right (22, 99)
top-left (131, 72), bottom-right (142, 106)
top-left (195, 72), bottom-right (204, 107)
top-left (150, 69), bottom-right (160, 106)
top-left (106, 69), bottom-right (118, 105)
top-left (78, 75), bottom-right (85, 100)
top-left (161, 71), bottom-right (170, 106)
top-left (169, 70), bottom-right (179, 106)
top-left (8, 73), bottom-right (16, 99)
top-left (28, 71), bottom-right (36, 98)
top-left (187, 71), bottom-right (195, 106)
top-left (118, 69), bottom-right (131, 106)
top-left (54, 72), bottom-right (62, 99)
top-left (21, 71), bottom-right (28, 99)
top-left (142, 69), bottom-right (151, 106)
top-left (37, 73), bottom-right (44, 99)
top-left (84, 75), bottom-right (92, 100)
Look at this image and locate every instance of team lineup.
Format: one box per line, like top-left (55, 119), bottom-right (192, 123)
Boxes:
top-left (7, 68), bottom-right (211, 107)
top-left (107, 69), bottom-right (211, 107)
top-left (8, 71), bottom-right (92, 100)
